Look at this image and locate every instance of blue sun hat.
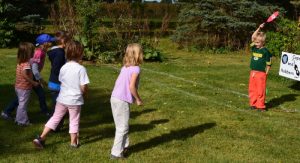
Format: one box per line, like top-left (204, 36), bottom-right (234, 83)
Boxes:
top-left (35, 34), bottom-right (56, 46)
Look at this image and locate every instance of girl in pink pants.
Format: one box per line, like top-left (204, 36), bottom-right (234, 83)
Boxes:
top-left (33, 40), bottom-right (89, 149)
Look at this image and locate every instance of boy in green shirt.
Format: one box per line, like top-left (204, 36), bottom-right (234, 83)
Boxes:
top-left (248, 23), bottom-right (272, 112)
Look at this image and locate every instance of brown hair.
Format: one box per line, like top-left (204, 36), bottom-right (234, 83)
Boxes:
top-left (55, 30), bottom-right (71, 46)
top-left (123, 43), bottom-right (143, 67)
top-left (65, 40), bottom-right (84, 61)
top-left (17, 42), bottom-right (35, 64)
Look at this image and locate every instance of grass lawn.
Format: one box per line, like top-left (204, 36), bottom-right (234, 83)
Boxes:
top-left (0, 39), bottom-right (299, 162)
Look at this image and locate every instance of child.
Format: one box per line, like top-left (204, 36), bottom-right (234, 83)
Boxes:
top-left (1, 34), bottom-right (54, 119)
top-left (48, 31), bottom-right (70, 107)
top-left (248, 23), bottom-right (272, 112)
top-left (31, 34), bottom-right (54, 115)
top-left (47, 31), bottom-right (70, 131)
top-left (15, 42), bottom-right (39, 126)
top-left (110, 43), bottom-right (143, 159)
top-left (33, 40), bottom-right (89, 149)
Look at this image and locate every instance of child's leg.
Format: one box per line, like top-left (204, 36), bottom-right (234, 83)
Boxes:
top-left (255, 72), bottom-right (267, 109)
top-left (70, 133), bottom-right (77, 145)
top-left (249, 71), bottom-right (258, 107)
top-left (68, 105), bottom-right (81, 145)
top-left (15, 88), bottom-right (31, 124)
top-left (50, 90), bottom-right (65, 131)
top-left (40, 127), bottom-right (52, 140)
top-left (45, 102), bottom-right (68, 131)
top-left (50, 90), bottom-right (59, 110)
top-left (110, 97), bottom-right (130, 157)
top-left (123, 133), bottom-right (129, 149)
top-left (3, 96), bottom-right (18, 117)
top-left (33, 85), bottom-right (48, 114)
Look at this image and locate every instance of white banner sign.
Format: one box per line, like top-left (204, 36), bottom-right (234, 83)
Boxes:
top-left (279, 52), bottom-right (300, 81)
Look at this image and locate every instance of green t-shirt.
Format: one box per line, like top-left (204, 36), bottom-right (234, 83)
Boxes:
top-left (250, 44), bottom-right (272, 72)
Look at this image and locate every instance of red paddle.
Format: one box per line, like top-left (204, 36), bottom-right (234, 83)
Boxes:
top-left (266, 11), bottom-right (279, 23)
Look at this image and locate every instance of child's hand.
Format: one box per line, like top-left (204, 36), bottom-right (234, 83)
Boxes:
top-left (32, 81), bottom-right (39, 87)
top-left (259, 23), bottom-right (265, 29)
top-left (136, 99), bottom-right (143, 106)
top-left (39, 79), bottom-right (47, 88)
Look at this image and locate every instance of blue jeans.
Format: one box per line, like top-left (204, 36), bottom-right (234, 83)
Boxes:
top-left (4, 85), bottom-right (49, 115)
top-left (50, 90), bottom-right (59, 110)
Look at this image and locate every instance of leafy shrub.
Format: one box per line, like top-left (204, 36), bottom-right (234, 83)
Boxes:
top-left (97, 51), bottom-right (117, 64)
top-left (266, 18), bottom-right (300, 57)
top-left (0, 1), bottom-right (17, 47)
top-left (50, 1), bottom-right (166, 63)
top-left (141, 41), bottom-right (164, 62)
top-left (98, 2), bottom-right (179, 20)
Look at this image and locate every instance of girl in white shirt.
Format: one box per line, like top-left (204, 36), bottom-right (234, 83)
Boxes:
top-left (33, 40), bottom-right (90, 149)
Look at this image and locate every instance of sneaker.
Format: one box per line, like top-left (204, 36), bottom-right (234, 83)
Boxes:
top-left (123, 147), bottom-right (129, 157)
top-left (249, 106), bottom-right (256, 110)
top-left (43, 112), bottom-right (51, 117)
top-left (1, 111), bottom-right (14, 120)
top-left (257, 109), bottom-right (266, 112)
top-left (16, 122), bottom-right (32, 127)
top-left (110, 154), bottom-right (125, 159)
top-left (33, 136), bottom-right (45, 149)
top-left (70, 143), bottom-right (80, 149)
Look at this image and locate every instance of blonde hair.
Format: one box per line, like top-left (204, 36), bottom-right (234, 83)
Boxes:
top-left (123, 43), bottom-right (143, 67)
top-left (256, 32), bottom-right (266, 44)
top-left (38, 42), bottom-right (52, 51)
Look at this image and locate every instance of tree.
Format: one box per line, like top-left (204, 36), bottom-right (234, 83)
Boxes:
top-left (0, 0), bottom-right (18, 47)
top-left (172, 0), bottom-right (282, 50)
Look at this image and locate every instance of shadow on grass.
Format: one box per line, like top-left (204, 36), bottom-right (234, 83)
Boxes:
top-left (0, 87), bottom-right (111, 156)
top-left (0, 83), bottom-right (55, 124)
top-left (81, 118), bottom-right (169, 145)
top-left (266, 94), bottom-right (299, 109)
top-left (127, 122), bottom-right (216, 155)
top-left (79, 88), bottom-right (112, 129)
top-left (79, 87), bottom-right (157, 129)
top-left (289, 81), bottom-right (300, 91)
top-left (131, 108), bottom-right (157, 119)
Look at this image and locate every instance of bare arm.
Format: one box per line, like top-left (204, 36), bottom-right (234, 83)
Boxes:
top-left (22, 69), bottom-right (39, 87)
top-left (129, 73), bottom-right (143, 105)
top-left (266, 65), bottom-right (271, 75)
top-left (252, 23), bottom-right (265, 42)
top-left (80, 84), bottom-right (88, 98)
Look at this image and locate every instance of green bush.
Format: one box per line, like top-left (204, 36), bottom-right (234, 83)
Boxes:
top-left (172, 0), bottom-right (281, 50)
top-left (0, 1), bottom-right (17, 47)
top-left (266, 18), bottom-right (300, 57)
top-left (141, 41), bottom-right (164, 62)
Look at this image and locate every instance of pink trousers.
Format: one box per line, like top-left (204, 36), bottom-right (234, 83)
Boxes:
top-left (248, 70), bottom-right (267, 109)
top-left (45, 102), bottom-right (81, 133)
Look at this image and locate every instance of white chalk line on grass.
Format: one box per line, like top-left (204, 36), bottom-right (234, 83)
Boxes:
top-left (141, 67), bottom-right (295, 111)
top-left (141, 67), bottom-right (248, 98)
top-left (104, 64), bottom-right (247, 97)
top-left (143, 77), bottom-right (266, 117)
top-left (104, 65), bottom-right (244, 110)
top-left (103, 65), bottom-right (292, 112)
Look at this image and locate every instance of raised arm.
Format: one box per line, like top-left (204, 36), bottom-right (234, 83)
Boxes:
top-left (252, 23), bottom-right (265, 42)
